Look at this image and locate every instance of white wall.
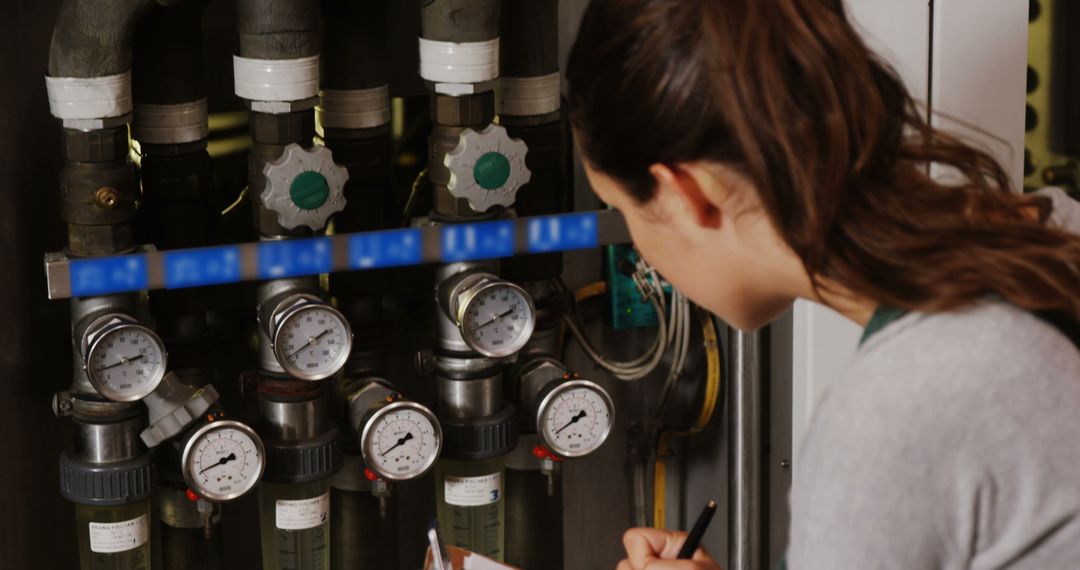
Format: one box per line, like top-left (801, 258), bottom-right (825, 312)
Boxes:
top-left (791, 0), bottom-right (1028, 453)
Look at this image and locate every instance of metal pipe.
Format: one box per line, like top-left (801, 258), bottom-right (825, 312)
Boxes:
top-left (236, 0), bottom-right (320, 60)
top-left (728, 329), bottom-right (762, 570)
top-left (437, 374), bottom-right (502, 419)
top-left (419, 0), bottom-right (501, 43)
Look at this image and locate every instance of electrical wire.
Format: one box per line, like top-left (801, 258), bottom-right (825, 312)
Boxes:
top-left (562, 255), bottom-right (683, 381)
top-left (400, 168), bottom-right (427, 226)
top-left (653, 308), bottom-right (724, 529)
top-left (221, 187), bottom-right (249, 217)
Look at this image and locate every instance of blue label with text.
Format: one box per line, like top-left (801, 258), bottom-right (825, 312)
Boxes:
top-left (526, 212), bottom-right (599, 253)
top-left (441, 220), bottom-right (515, 262)
top-left (69, 255), bottom-right (148, 297)
top-left (164, 246), bottom-right (241, 289)
top-left (348, 229), bottom-right (422, 270)
top-left (258, 238), bottom-right (332, 279)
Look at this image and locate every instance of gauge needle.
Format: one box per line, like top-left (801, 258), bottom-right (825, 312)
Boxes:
top-left (100, 354), bottom-right (144, 371)
top-left (199, 453), bottom-right (237, 474)
top-left (289, 329), bottom-right (332, 358)
top-left (476, 308), bottom-right (514, 330)
top-left (556, 411), bottom-right (587, 434)
top-left (380, 432), bottom-right (414, 457)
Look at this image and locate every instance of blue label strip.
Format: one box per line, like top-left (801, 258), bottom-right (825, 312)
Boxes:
top-left (51, 212), bottom-right (620, 298)
top-left (164, 246), bottom-right (242, 289)
top-left (526, 212), bottom-right (599, 254)
top-left (69, 255), bottom-right (149, 297)
top-left (258, 237), bottom-right (333, 279)
top-left (441, 220), bottom-right (516, 262)
top-left (348, 228), bottom-right (423, 270)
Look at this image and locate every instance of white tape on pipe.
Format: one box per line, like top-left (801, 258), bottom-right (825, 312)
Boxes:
top-left (45, 71), bottom-right (133, 120)
top-left (233, 55), bottom-right (320, 102)
top-left (419, 38), bottom-right (499, 84)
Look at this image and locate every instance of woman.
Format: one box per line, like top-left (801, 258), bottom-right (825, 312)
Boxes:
top-left (565, 0), bottom-right (1080, 568)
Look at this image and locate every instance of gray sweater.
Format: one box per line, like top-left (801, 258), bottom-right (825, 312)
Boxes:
top-left (788, 188), bottom-right (1080, 569)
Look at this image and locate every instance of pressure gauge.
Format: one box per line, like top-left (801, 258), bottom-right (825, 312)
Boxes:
top-left (360, 401), bottom-right (442, 481)
top-left (444, 273), bottom-right (536, 358)
top-left (267, 295), bottom-right (353, 381)
top-left (536, 380), bottom-right (615, 458)
top-left (181, 419), bottom-right (266, 502)
top-left (82, 314), bottom-right (168, 402)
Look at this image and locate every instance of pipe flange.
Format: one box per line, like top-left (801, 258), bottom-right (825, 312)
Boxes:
top-left (132, 99), bottom-right (209, 145)
top-left (59, 449), bottom-right (155, 506)
top-left (317, 87), bottom-right (391, 131)
top-left (439, 404), bottom-right (517, 460)
top-left (444, 124), bottom-right (530, 213)
top-left (260, 143), bottom-right (349, 231)
top-left (262, 426), bottom-right (342, 484)
top-left (499, 73), bottom-right (561, 117)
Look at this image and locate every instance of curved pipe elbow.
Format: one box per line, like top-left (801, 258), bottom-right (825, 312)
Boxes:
top-left (47, 0), bottom-right (153, 78)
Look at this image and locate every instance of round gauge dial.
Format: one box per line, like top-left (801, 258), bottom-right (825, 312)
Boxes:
top-left (181, 420), bottom-right (265, 502)
top-left (85, 320), bottom-right (167, 402)
top-left (456, 281), bottom-right (536, 358)
top-left (361, 402), bottom-right (442, 481)
top-left (272, 302), bottom-right (352, 381)
top-left (537, 380), bottom-right (615, 458)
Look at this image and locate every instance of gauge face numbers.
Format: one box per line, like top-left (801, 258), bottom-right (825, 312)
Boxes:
top-left (183, 421), bottom-right (265, 502)
top-left (274, 304), bottom-right (352, 380)
top-left (85, 323), bottom-right (166, 402)
top-left (458, 283), bottom-right (535, 357)
top-left (539, 382), bottom-right (614, 458)
top-left (363, 404), bottom-right (441, 481)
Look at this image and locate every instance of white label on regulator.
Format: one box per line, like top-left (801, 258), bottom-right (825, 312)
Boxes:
top-left (89, 514), bottom-right (149, 554)
top-left (444, 473), bottom-right (502, 507)
top-left (276, 492), bottom-right (330, 530)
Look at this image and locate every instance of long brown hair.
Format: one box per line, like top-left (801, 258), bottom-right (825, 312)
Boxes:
top-left (567, 0), bottom-right (1080, 319)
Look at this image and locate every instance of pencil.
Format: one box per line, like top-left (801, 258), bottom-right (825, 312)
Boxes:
top-left (677, 500), bottom-right (717, 559)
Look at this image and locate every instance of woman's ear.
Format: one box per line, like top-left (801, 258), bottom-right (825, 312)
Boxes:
top-left (648, 163), bottom-right (723, 229)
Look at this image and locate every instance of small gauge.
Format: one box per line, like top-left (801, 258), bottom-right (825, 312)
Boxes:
top-left (361, 401), bottom-right (442, 481)
top-left (181, 420), bottom-right (266, 502)
top-left (453, 277), bottom-right (536, 358)
top-left (83, 316), bottom-right (168, 402)
top-left (537, 380), bottom-right (615, 458)
top-left (270, 296), bottom-right (353, 381)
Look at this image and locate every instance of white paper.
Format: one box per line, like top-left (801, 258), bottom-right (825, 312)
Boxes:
top-left (89, 514), bottom-right (149, 554)
top-left (463, 553), bottom-right (516, 570)
top-left (276, 492), bottom-right (330, 530)
top-left (444, 473), bottom-right (501, 507)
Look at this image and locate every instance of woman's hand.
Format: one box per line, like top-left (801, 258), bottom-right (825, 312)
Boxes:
top-left (615, 528), bottom-right (722, 570)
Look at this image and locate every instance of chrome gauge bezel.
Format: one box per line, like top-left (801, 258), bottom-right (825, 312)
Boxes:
top-left (536, 379), bottom-right (615, 458)
top-left (180, 419), bottom-right (266, 502)
top-left (454, 279), bottom-right (536, 358)
top-left (360, 401), bottom-right (443, 482)
top-left (270, 296), bottom-right (353, 381)
top-left (83, 316), bottom-right (168, 402)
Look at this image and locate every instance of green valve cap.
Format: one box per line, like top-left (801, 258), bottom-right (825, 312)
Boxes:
top-left (289, 171), bottom-right (330, 210)
top-left (473, 152), bottom-right (511, 191)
